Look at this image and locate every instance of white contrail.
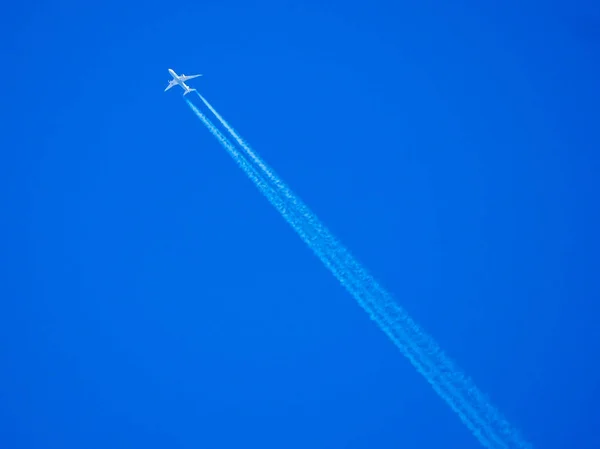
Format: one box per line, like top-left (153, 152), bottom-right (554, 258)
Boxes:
top-left (186, 96), bottom-right (532, 449)
top-left (195, 91), bottom-right (529, 447)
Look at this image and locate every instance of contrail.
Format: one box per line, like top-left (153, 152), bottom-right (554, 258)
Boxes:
top-left (186, 96), bottom-right (532, 449)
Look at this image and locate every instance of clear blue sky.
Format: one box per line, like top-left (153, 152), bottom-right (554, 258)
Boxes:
top-left (2, 1), bottom-right (599, 448)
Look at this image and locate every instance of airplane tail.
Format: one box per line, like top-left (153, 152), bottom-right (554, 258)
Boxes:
top-left (184, 88), bottom-right (197, 96)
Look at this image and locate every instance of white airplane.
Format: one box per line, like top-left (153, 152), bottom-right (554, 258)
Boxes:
top-left (164, 68), bottom-right (202, 95)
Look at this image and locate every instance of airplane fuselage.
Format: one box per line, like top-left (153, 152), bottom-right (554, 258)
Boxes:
top-left (168, 68), bottom-right (192, 93)
top-left (165, 68), bottom-right (200, 95)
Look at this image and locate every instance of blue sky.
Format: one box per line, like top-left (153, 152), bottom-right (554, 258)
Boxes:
top-left (2, 1), bottom-right (599, 448)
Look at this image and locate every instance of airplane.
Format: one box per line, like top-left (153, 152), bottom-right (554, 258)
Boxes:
top-left (164, 68), bottom-right (202, 95)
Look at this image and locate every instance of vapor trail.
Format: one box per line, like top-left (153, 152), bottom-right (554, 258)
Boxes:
top-left (186, 97), bottom-right (531, 449)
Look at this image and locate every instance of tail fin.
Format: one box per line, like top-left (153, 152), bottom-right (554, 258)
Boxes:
top-left (184, 88), bottom-right (197, 96)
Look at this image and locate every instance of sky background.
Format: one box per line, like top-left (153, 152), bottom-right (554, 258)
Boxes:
top-left (2, 1), bottom-right (600, 448)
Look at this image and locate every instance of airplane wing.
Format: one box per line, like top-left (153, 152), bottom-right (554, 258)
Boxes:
top-left (164, 80), bottom-right (177, 91)
top-left (180, 74), bottom-right (202, 81)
